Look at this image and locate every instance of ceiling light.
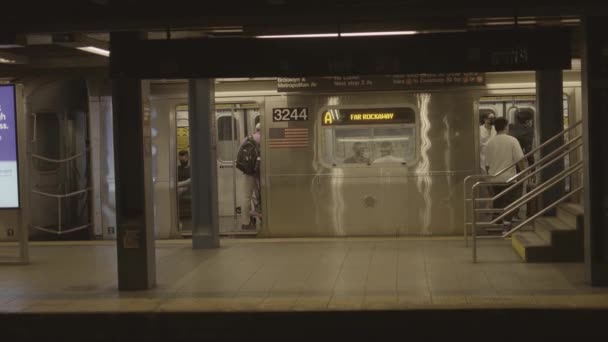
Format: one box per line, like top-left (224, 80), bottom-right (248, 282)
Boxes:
top-left (0, 57), bottom-right (17, 64)
top-left (255, 31), bottom-right (418, 39)
top-left (77, 46), bottom-right (110, 57)
top-left (340, 31), bottom-right (417, 37)
top-left (256, 33), bottom-right (339, 39)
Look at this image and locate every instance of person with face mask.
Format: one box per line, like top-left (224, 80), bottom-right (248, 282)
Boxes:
top-left (479, 112), bottom-right (497, 174)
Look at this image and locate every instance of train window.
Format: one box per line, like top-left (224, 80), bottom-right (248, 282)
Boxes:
top-left (322, 105), bottom-right (417, 166)
top-left (371, 127), bottom-right (415, 164)
top-left (333, 128), bottom-right (373, 165)
top-left (217, 116), bottom-right (239, 141)
top-left (328, 126), bottom-right (416, 166)
top-left (34, 113), bottom-right (60, 172)
top-left (216, 115), bottom-right (240, 162)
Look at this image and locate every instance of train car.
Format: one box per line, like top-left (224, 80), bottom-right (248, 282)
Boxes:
top-left (0, 69), bottom-right (583, 241)
top-left (149, 70), bottom-right (582, 238)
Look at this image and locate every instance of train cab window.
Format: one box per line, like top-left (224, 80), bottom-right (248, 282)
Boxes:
top-left (217, 115), bottom-right (240, 162)
top-left (333, 128), bottom-right (373, 165)
top-left (322, 106), bottom-right (417, 167)
top-left (371, 127), bottom-right (415, 164)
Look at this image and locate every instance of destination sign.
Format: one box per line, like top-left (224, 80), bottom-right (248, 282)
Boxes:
top-left (278, 73), bottom-right (485, 93)
top-left (322, 107), bottom-right (416, 126)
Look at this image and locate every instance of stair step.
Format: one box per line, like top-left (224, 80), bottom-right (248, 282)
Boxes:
top-left (512, 232), bottom-right (552, 262)
top-left (556, 203), bottom-right (583, 228)
top-left (558, 203), bottom-right (584, 216)
top-left (535, 217), bottom-right (576, 242)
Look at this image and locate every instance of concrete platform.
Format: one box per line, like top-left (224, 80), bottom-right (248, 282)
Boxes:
top-left (1, 237), bottom-right (607, 313)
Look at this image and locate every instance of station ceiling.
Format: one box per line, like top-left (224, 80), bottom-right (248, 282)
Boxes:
top-left (0, 0), bottom-right (601, 79)
top-left (1, 0), bottom-right (604, 32)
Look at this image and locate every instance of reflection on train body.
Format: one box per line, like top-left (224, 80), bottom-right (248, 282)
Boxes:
top-left (3, 76), bottom-right (582, 241)
top-left (143, 83), bottom-right (582, 238)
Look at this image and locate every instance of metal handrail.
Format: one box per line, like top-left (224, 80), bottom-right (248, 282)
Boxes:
top-left (31, 149), bottom-right (90, 163)
top-left (464, 142), bottom-right (582, 245)
top-left (472, 161), bottom-right (582, 225)
top-left (492, 162), bottom-right (582, 223)
top-left (505, 140), bottom-right (582, 183)
top-left (471, 164), bottom-right (583, 262)
top-left (492, 120), bottom-right (581, 178)
top-left (501, 186), bottom-right (583, 238)
top-left (474, 142), bottom-right (583, 204)
top-left (463, 120), bottom-right (581, 195)
top-left (463, 120), bottom-right (583, 246)
top-left (31, 188), bottom-right (91, 199)
top-left (463, 136), bottom-right (581, 204)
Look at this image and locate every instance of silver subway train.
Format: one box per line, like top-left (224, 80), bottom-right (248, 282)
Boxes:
top-left (149, 72), bottom-right (582, 238)
top-left (0, 70), bottom-right (583, 241)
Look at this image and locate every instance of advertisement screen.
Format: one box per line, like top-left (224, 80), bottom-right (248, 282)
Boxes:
top-left (0, 85), bottom-right (19, 209)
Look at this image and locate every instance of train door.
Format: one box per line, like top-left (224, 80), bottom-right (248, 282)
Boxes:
top-left (216, 103), bottom-right (262, 234)
top-left (175, 104), bottom-right (192, 233)
top-left (29, 110), bottom-right (91, 240)
top-left (172, 102), bottom-right (261, 235)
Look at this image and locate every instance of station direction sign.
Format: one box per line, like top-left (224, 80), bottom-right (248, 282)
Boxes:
top-left (277, 73), bottom-right (485, 92)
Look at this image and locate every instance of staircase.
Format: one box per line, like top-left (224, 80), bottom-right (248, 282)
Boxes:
top-left (512, 202), bottom-right (584, 262)
top-left (464, 120), bottom-right (584, 263)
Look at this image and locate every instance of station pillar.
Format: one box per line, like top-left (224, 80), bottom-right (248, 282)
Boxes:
top-left (536, 70), bottom-right (565, 214)
top-left (111, 32), bottom-right (156, 290)
top-left (188, 79), bottom-right (220, 249)
top-left (582, 17), bottom-right (608, 286)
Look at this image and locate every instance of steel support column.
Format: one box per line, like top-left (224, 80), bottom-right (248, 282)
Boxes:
top-left (582, 17), bottom-right (608, 286)
top-left (111, 32), bottom-right (156, 290)
top-left (536, 70), bottom-right (565, 214)
top-left (188, 79), bottom-right (220, 249)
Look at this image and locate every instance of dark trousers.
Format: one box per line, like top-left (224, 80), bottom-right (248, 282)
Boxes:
top-left (492, 183), bottom-right (522, 224)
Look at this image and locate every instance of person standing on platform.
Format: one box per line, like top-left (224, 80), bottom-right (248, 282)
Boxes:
top-left (236, 123), bottom-right (261, 230)
top-left (479, 112), bottom-right (496, 174)
top-left (485, 117), bottom-right (525, 233)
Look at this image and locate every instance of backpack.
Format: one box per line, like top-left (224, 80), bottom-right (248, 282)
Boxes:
top-left (236, 136), bottom-right (260, 175)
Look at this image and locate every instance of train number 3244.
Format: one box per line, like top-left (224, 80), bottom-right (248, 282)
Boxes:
top-left (272, 108), bottom-right (309, 121)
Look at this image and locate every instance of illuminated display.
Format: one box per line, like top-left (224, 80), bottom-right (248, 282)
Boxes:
top-left (322, 107), bottom-right (415, 126)
top-left (0, 84), bottom-right (19, 209)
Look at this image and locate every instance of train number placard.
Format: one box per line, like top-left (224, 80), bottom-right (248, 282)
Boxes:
top-left (272, 107), bottom-right (309, 122)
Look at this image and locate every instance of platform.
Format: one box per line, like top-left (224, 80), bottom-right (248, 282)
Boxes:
top-left (1, 237), bottom-right (607, 313)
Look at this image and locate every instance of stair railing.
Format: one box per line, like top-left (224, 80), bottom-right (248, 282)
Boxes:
top-left (464, 120), bottom-right (583, 262)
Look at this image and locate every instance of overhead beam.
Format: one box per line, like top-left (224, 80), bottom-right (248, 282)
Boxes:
top-left (110, 28), bottom-right (572, 79)
top-left (1, 1), bottom-right (606, 33)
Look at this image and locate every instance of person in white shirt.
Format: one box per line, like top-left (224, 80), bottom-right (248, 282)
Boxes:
top-left (373, 141), bottom-right (405, 164)
top-left (485, 117), bottom-right (525, 232)
top-left (479, 112), bottom-right (496, 174)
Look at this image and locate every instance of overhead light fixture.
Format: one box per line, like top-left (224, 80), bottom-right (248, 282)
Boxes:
top-left (0, 51), bottom-right (27, 64)
top-left (256, 31), bottom-right (418, 39)
top-left (0, 57), bottom-right (17, 64)
top-left (256, 33), bottom-right (339, 39)
top-left (77, 46), bottom-right (110, 57)
top-left (340, 30), bottom-right (417, 37)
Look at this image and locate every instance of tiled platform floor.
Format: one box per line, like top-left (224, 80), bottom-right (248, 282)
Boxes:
top-left (1, 237), bottom-right (607, 312)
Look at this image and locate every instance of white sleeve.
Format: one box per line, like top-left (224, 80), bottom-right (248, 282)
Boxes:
top-left (484, 143), bottom-right (492, 168)
top-left (512, 138), bottom-right (525, 161)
